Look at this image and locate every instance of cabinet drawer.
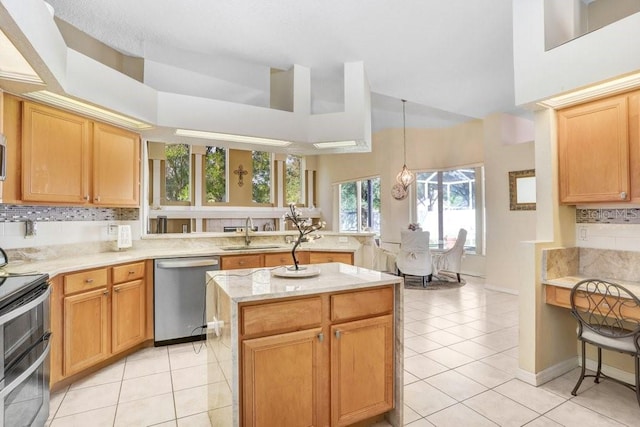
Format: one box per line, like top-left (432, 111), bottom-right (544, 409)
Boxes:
top-left (263, 252), bottom-right (293, 267)
top-left (241, 297), bottom-right (322, 337)
top-left (263, 251), bottom-right (309, 267)
top-left (112, 262), bottom-right (145, 284)
top-left (64, 268), bottom-right (108, 294)
top-left (220, 254), bottom-right (262, 270)
top-left (331, 287), bottom-right (393, 322)
top-left (545, 285), bottom-right (571, 309)
top-left (309, 251), bottom-right (353, 265)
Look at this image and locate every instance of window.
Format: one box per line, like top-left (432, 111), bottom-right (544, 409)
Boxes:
top-left (203, 146), bottom-right (226, 203)
top-left (415, 167), bottom-right (483, 253)
top-left (286, 154), bottom-right (303, 204)
top-left (252, 151), bottom-right (272, 204)
top-left (339, 177), bottom-right (380, 233)
top-left (163, 143), bottom-right (190, 204)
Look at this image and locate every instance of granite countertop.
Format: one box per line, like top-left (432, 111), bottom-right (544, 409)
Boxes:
top-left (543, 276), bottom-right (640, 298)
top-left (208, 262), bottom-right (402, 303)
top-left (3, 241), bottom-right (360, 278)
top-left (541, 247), bottom-right (640, 297)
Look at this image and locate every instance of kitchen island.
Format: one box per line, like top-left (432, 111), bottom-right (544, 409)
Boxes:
top-left (206, 262), bottom-right (404, 427)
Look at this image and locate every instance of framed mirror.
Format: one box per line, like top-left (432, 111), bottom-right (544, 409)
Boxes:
top-left (509, 169), bottom-right (536, 211)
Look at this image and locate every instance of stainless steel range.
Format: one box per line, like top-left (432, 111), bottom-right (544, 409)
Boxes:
top-left (0, 272), bottom-right (51, 427)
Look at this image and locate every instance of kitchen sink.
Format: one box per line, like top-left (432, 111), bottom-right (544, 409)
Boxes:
top-left (220, 245), bottom-right (284, 251)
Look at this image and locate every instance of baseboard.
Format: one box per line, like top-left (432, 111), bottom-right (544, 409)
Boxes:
top-left (516, 357), bottom-right (578, 386)
top-left (582, 356), bottom-right (636, 385)
top-left (484, 284), bottom-right (519, 295)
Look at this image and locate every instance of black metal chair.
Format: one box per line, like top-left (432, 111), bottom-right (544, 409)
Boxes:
top-left (570, 279), bottom-right (640, 405)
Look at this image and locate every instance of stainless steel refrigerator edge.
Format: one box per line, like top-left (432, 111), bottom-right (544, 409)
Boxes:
top-left (153, 256), bottom-right (220, 346)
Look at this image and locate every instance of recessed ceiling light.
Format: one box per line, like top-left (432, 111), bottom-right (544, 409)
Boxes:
top-left (313, 140), bottom-right (357, 149)
top-left (25, 90), bottom-right (152, 130)
top-left (175, 129), bottom-right (293, 147)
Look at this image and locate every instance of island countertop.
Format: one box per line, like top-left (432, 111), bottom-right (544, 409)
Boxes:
top-left (207, 262), bottom-right (402, 303)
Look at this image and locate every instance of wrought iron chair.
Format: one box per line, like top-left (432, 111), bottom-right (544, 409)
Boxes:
top-left (396, 230), bottom-right (432, 287)
top-left (432, 228), bottom-right (467, 282)
top-left (569, 279), bottom-right (640, 405)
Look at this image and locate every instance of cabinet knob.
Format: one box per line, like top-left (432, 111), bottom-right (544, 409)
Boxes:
top-left (95, 196), bottom-right (101, 202)
top-left (239, 261), bottom-right (245, 265)
top-left (334, 330), bottom-right (341, 339)
top-left (317, 333), bottom-right (324, 342)
top-left (83, 195), bottom-right (89, 201)
top-left (114, 288), bottom-right (120, 293)
top-left (620, 191), bottom-right (628, 199)
top-left (128, 270), bottom-right (135, 275)
top-left (85, 278), bottom-right (94, 284)
top-left (103, 291), bottom-right (109, 297)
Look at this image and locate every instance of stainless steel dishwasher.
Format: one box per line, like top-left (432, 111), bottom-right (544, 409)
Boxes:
top-left (154, 256), bottom-right (220, 346)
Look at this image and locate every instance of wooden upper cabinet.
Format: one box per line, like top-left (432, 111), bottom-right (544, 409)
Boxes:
top-left (558, 94), bottom-right (631, 203)
top-left (17, 98), bottom-right (141, 207)
top-left (93, 123), bottom-right (140, 206)
top-left (629, 91), bottom-right (640, 202)
top-left (22, 101), bottom-right (91, 203)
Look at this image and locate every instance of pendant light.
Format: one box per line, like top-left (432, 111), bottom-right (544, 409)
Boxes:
top-left (396, 99), bottom-right (415, 189)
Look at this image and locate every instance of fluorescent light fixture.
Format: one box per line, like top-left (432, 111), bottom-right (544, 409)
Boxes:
top-left (175, 129), bottom-right (293, 147)
top-left (313, 140), bottom-right (357, 149)
top-left (0, 30), bottom-right (43, 85)
top-left (539, 71), bottom-right (640, 109)
top-left (24, 90), bottom-right (152, 130)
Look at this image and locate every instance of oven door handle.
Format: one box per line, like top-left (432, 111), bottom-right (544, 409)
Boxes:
top-left (0, 335), bottom-right (50, 398)
top-left (0, 285), bottom-right (50, 325)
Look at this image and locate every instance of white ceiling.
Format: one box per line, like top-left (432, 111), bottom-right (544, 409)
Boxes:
top-left (44, 0), bottom-right (524, 131)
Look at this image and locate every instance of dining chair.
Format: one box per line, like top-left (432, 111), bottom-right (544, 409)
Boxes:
top-left (569, 279), bottom-right (640, 405)
top-left (396, 230), bottom-right (432, 287)
top-left (433, 228), bottom-right (467, 282)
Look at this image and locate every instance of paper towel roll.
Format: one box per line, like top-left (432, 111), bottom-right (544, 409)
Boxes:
top-left (117, 225), bottom-right (132, 249)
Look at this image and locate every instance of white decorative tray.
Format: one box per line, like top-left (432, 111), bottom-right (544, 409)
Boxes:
top-left (272, 265), bottom-right (321, 278)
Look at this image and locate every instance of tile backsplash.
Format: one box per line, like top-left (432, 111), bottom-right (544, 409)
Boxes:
top-left (0, 205), bottom-right (139, 222)
top-left (576, 208), bottom-right (640, 224)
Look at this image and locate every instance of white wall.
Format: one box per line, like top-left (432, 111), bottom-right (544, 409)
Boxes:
top-left (317, 121), bottom-right (484, 241)
top-left (514, 0), bottom-right (640, 106)
top-left (0, 220), bottom-right (141, 249)
top-left (317, 115), bottom-right (537, 280)
top-left (483, 113), bottom-right (536, 292)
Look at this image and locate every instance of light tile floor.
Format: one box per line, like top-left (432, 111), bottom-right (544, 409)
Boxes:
top-left (46, 275), bottom-right (640, 426)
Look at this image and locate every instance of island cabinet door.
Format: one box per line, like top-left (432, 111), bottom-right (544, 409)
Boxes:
top-left (330, 315), bottom-right (394, 427)
top-left (242, 327), bottom-right (324, 427)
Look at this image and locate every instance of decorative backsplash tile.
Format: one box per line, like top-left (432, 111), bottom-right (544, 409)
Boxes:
top-left (576, 208), bottom-right (640, 224)
top-left (0, 204), bottom-right (139, 222)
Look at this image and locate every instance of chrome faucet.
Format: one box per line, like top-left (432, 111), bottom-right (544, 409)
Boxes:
top-left (245, 217), bottom-right (253, 246)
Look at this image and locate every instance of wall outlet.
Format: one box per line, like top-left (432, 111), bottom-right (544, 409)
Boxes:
top-left (579, 227), bottom-right (588, 241)
top-left (338, 236), bottom-right (348, 243)
top-left (108, 224), bottom-right (118, 235)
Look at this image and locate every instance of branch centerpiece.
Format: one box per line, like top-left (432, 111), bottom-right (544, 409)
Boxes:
top-left (284, 203), bottom-right (325, 271)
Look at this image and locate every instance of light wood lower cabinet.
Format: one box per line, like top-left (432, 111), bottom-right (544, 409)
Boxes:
top-left (112, 279), bottom-right (146, 354)
top-left (240, 286), bottom-right (394, 426)
top-left (263, 251), bottom-right (309, 267)
top-left (220, 254), bottom-right (263, 270)
top-left (242, 328), bottom-right (323, 427)
top-left (63, 287), bottom-right (110, 376)
top-left (309, 251), bottom-right (354, 265)
top-left (331, 315), bottom-right (394, 426)
top-left (224, 250), bottom-right (351, 270)
top-left (56, 261), bottom-right (147, 383)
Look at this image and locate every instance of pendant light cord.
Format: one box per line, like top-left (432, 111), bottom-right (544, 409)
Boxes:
top-left (402, 99), bottom-right (407, 165)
